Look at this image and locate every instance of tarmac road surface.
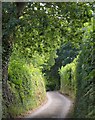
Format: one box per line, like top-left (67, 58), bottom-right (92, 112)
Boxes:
top-left (25, 91), bottom-right (72, 118)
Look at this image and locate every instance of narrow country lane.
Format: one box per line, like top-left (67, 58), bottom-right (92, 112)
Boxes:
top-left (25, 91), bottom-right (72, 118)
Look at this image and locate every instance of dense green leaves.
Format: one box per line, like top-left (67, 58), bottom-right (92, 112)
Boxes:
top-left (59, 18), bottom-right (94, 118)
top-left (59, 56), bottom-right (78, 98)
top-left (8, 49), bottom-right (46, 117)
top-left (74, 20), bottom-right (95, 118)
top-left (2, 2), bottom-right (94, 118)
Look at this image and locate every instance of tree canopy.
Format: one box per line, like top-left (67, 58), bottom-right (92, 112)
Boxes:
top-left (2, 2), bottom-right (94, 118)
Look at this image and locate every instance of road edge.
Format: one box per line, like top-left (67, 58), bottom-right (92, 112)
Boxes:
top-left (58, 90), bottom-right (75, 118)
top-left (17, 96), bottom-right (48, 118)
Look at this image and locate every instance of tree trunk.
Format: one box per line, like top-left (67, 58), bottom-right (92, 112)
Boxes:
top-left (2, 3), bottom-right (27, 117)
top-left (2, 35), bottom-right (14, 118)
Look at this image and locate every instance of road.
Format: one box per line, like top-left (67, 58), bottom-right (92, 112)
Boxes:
top-left (25, 91), bottom-right (72, 118)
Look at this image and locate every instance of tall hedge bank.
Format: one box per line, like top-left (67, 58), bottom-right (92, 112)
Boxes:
top-left (59, 20), bottom-right (95, 118)
top-left (74, 41), bottom-right (95, 118)
top-left (59, 57), bottom-right (78, 98)
top-left (3, 50), bottom-right (46, 118)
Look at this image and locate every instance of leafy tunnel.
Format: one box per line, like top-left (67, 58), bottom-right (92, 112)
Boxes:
top-left (2, 2), bottom-right (95, 118)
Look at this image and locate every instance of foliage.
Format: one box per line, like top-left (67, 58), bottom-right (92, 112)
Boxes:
top-left (59, 56), bottom-right (78, 98)
top-left (45, 41), bottom-right (79, 91)
top-left (56, 41), bottom-right (79, 66)
top-left (7, 49), bottom-right (46, 117)
top-left (2, 3), bottom-right (18, 65)
top-left (59, 18), bottom-right (95, 118)
top-left (74, 19), bottom-right (95, 118)
top-left (2, 2), bottom-right (94, 118)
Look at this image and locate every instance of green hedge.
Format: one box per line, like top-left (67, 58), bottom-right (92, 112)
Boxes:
top-left (6, 52), bottom-right (46, 117)
top-left (59, 56), bottom-right (78, 98)
top-left (59, 48), bottom-right (95, 118)
top-left (59, 21), bottom-right (95, 118)
top-left (74, 42), bottom-right (95, 118)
